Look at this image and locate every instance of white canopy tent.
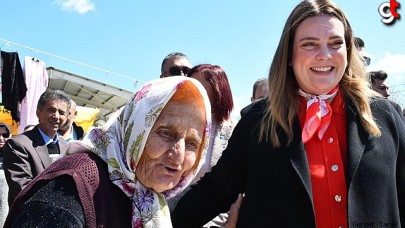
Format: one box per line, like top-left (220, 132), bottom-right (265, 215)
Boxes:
top-left (47, 67), bottom-right (133, 127)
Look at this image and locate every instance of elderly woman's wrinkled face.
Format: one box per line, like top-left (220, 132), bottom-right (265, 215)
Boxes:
top-left (292, 14), bottom-right (347, 95)
top-left (136, 100), bottom-right (206, 193)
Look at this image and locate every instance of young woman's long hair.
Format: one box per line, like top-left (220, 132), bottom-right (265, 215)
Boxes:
top-left (259, 0), bottom-right (381, 147)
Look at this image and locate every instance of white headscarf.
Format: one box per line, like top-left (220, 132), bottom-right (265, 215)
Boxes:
top-left (68, 76), bottom-right (211, 228)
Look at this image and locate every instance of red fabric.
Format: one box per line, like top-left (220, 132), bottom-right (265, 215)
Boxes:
top-left (299, 91), bottom-right (347, 228)
top-left (300, 86), bottom-right (339, 143)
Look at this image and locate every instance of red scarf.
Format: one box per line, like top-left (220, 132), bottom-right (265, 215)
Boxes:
top-left (298, 86), bottom-right (339, 143)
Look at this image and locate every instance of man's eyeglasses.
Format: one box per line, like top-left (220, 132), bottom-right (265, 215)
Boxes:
top-left (0, 133), bottom-right (10, 138)
top-left (363, 56), bottom-right (371, 66)
top-left (165, 66), bottom-right (191, 76)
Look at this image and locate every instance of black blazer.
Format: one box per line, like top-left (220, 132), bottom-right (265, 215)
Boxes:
top-left (73, 122), bottom-right (84, 140)
top-left (3, 126), bottom-right (68, 205)
top-left (172, 98), bottom-right (405, 227)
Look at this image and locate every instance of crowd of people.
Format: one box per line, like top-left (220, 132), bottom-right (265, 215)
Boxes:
top-left (0, 0), bottom-right (404, 227)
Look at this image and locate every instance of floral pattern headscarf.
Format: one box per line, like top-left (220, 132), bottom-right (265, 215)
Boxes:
top-left (69, 76), bottom-right (211, 228)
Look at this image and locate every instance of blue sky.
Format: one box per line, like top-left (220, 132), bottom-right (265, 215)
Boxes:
top-left (1, 0), bottom-right (404, 120)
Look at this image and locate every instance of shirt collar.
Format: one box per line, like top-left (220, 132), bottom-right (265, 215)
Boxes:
top-left (38, 128), bottom-right (59, 145)
top-left (330, 91), bottom-right (346, 116)
top-left (299, 91), bottom-right (346, 124)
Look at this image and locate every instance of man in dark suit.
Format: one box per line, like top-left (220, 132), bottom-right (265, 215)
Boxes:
top-left (3, 89), bottom-right (71, 206)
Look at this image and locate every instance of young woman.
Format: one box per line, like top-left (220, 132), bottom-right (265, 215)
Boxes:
top-left (172, 0), bottom-right (405, 227)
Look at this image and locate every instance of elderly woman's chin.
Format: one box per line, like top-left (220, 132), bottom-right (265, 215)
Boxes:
top-left (137, 168), bottom-right (185, 193)
top-left (149, 175), bottom-right (182, 193)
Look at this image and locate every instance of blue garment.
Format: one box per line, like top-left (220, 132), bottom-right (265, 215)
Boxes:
top-left (37, 127), bottom-right (59, 145)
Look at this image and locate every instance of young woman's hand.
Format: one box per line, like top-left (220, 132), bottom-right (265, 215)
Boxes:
top-left (222, 193), bottom-right (243, 228)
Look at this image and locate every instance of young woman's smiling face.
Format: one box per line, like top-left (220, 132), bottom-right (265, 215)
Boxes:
top-left (292, 14), bottom-right (348, 95)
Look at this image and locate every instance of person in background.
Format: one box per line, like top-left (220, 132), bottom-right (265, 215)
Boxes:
top-left (160, 52), bottom-right (192, 78)
top-left (354, 37), bottom-right (371, 66)
top-left (368, 70), bottom-right (403, 121)
top-left (59, 99), bottom-right (84, 142)
top-left (0, 123), bottom-right (12, 152)
top-left (3, 89), bottom-right (70, 206)
top-left (3, 77), bottom-right (242, 228)
top-left (240, 78), bottom-right (269, 117)
top-left (172, 0), bottom-right (405, 227)
top-left (250, 78), bottom-right (269, 102)
top-left (0, 122), bottom-right (11, 227)
top-left (171, 64), bottom-right (235, 227)
top-left (188, 64), bottom-right (235, 182)
top-left (23, 124), bottom-right (35, 132)
top-left (368, 70), bottom-right (390, 98)
top-left (358, 42), bottom-right (402, 121)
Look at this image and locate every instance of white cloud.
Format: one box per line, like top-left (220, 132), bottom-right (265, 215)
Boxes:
top-left (53, 0), bottom-right (95, 14)
top-left (369, 52), bottom-right (405, 74)
top-left (368, 52), bottom-right (405, 83)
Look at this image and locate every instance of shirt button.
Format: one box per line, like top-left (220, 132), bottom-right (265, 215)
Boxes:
top-left (335, 195), bottom-right (342, 202)
top-left (327, 137), bottom-right (334, 143)
top-left (331, 165), bottom-right (339, 171)
top-left (338, 226), bottom-right (345, 228)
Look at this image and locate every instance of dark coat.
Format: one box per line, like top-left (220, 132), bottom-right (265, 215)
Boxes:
top-left (389, 100), bottom-right (404, 123)
top-left (0, 51), bottom-right (27, 122)
top-left (3, 126), bottom-right (68, 205)
top-left (4, 152), bottom-right (131, 228)
top-left (172, 98), bottom-right (405, 227)
top-left (73, 122), bottom-right (84, 140)
top-left (239, 99), bottom-right (261, 118)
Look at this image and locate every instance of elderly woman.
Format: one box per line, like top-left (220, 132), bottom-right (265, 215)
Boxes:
top-left (172, 0), bottom-right (405, 227)
top-left (4, 77), bottom-right (211, 228)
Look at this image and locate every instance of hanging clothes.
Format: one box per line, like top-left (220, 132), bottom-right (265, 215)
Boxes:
top-left (0, 51), bottom-right (27, 123)
top-left (18, 56), bottom-right (48, 133)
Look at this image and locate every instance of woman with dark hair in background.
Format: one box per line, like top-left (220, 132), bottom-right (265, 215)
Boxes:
top-left (169, 64), bottom-right (236, 227)
top-left (188, 64), bottom-right (235, 183)
top-left (172, 0), bottom-right (405, 227)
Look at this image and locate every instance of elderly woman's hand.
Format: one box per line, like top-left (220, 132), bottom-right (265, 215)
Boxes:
top-left (222, 193), bottom-right (243, 228)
